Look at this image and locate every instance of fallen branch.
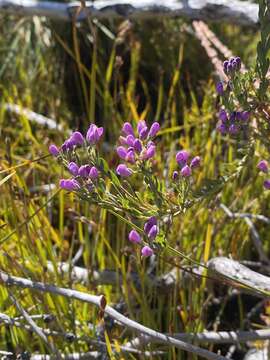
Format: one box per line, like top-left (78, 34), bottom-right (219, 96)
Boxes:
top-left (125, 327), bottom-right (270, 348)
top-left (0, 0), bottom-right (258, 25)
top-left (0, 270), bottom-right (227, 360)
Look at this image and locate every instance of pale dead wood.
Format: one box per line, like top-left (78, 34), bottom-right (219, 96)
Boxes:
top-left (0, 0), bottom-right (258, 25)
top-left (0, 269), bottom-right (227, 360)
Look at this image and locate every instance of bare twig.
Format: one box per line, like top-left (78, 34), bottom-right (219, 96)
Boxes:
top-left (8, 290), bottom-right (59, 356)
top-left (0, 270), bottom-right (227, 360)
top-left (0, 312), bottom-right (164, 357)
top-left (125, 327), bottom-right (270, 348)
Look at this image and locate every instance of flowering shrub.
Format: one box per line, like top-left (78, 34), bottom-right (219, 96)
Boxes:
top-left (48, 0), bottom-right (270, 263)
top-left (49, 119), bottom-right (205, 258)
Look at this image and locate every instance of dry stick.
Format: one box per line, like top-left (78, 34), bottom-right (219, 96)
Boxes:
top-left (7, 290), bottom-right (60, 357)
top-left (0, 313), bottom-right (164, 357)
top-left (125, 327), bottom-right (270, 348)
top-left (30, 352), bottom-right (100, 360)
top-left (192, 20), bottom-right (227, 81)
top-left (197, 21), bottom-right (233, 60)
top-left (0, 270), bottom-right (227, 360)
top-left (0, 0), bottom-right (259, 25)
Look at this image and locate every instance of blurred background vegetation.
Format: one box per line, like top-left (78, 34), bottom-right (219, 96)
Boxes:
top-left (0, 8), bottom-right (269, 359)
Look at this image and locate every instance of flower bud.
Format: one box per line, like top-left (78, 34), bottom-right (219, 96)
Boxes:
top-left (68, 162), bottom-right (79, 176)
top-left (116, 146), bottom-right (127, 160)
top-left (137, 120), bottom-right (147, 134)
top-left (148, 225), bottom-right (158, 239)
top-left (241, 111), bottom-right (250, 122)
top-left (125, 149), bottom-right (136, 164)
top-left (257, 160), bottom-right (268, 173)
top-left (128, 230), bottom-right (141, 244)
top-left (122, 122), bottom-right (134, 136)
top-left (144, 216), bottom-right (157, 234)
top-left (126, 135), bottom-right (135, 147)
top-left (228, 124), bottom-right (240, 135)
top-left (172, 171), bottom-right (179, 180)
top-left (89, 166), bottom-right (99, 179)
top-left (49, 144), bottom-right (59, 156)
top-left (264, 180), bottom-right (270, 189)
top-left (70, 131), bottom-right (84, 146)
top-left (116, 164), bottom-right (132, 177)
top-left (148, 122), bottom-right (160, 138)
top-left (59, 179), bottom-right (80, 191)
top-left (176, 150), bottom-right (189, 166)
top-left (78, 165), bottom-right (90, 178)
top-left (217, 123), bottom-right (227, 134)
top-left (133, 139), bottom-right (142, 153)
top-left (181, 165), bottom-right (191, 177)
top-left (216, 82), bottom-right (224, 96)
top-left (86, 124), bottom-right (103, 145)
top-left (219, 110), bottom-right (228, 123)
top-left (190, 156), bottom-right (200, 168)
top-left (141, 246), bottom-right (154, 257)
top-left (139, 127), bottom-right (148, 140)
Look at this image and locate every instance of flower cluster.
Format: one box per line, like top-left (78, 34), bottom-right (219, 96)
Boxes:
top-left (223, 56), bottom-right (241, 76)
top-left (216, 109), bottom-right (250, 135)
top-left (257, 160), bottom-right (270, 189)
top-left (172, 150), bottom-right (200, 180)
top-left (128, 216), bottom-right (159, 257)
top-left (49, 124), bottom-right (103, 191)
top-left (116, 120), bottom-right (160, 177)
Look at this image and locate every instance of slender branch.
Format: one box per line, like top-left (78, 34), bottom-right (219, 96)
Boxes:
top-left (125, 328), bottom-right (270, 348)
top-left (0, 270), bottom-right (227, 360)
top-left (8, 290), bottom-right (59, 356)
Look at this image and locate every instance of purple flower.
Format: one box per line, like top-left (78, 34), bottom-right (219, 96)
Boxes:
top-left (62, 139), bottom-right (75, 151)
top-left (59, 179), bottom-right (80, 191)
top-left (126, 135), bottom-right (135, 147)
top-left (172, 171), bottom-right (179, 180)
top-left (223, 60), bottom-right (229, 74)
top-left (125, 149), bottom-right (136, 164)
top-left (89, 166), bottom-right (99, 179)
top-left (78, 165), bottom-right (90, 178)
top-left (181, 165), bottom-right (191, 177)
top-left (257, 160), bottom-right (269, 173)
top-left (122, 122), bottom-right (134, 136)
top-left (148, 225), bottom-right (158, 239)
top-left (137, 120), bottom-right (147, 134)
top-left (86, 124), bottom-right (103, 145)
top-left (148, 122), bottom-right (160, 138)
top-left (228, 124), bottom-right (240, 135)
top-left (219, 110), bottom-right (228, 123)
top-left (68, 162), bottom-right (79, 176)
top-left (235, 56), bottom-right (241, 69)
top-left (217, 123), bottom-right (227, 134)
top-left (70, 131), bottom-right (84, 146)
top-left (241, 111), bottom-right (250, 122)
top-left (116, 146), bottom-right (128, 160)
top-left (128, 230), bottom-right (141, 244)
top-left (49, 144), bottom-right (59, 156)
top-left (141, 246), bottom-right (154, 257)
top-left (264, 180), bottom-right (270, 189)
top-left (216, 82), bottom-right (224, 96)
top-left (144, 216), bottom-right (157, 234)
top-left (116, 164), bottom-right (132, 177)
top-left (133, 139), bottom-right (142, 153)
top-left (139, 127), bottom-right (148, 140)
top-left (119, 136), bottom-right (128, 146)
top-left (176, 150), bottom-right (189, 166)
top-left (190, 156), bottom-right (201, 168)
